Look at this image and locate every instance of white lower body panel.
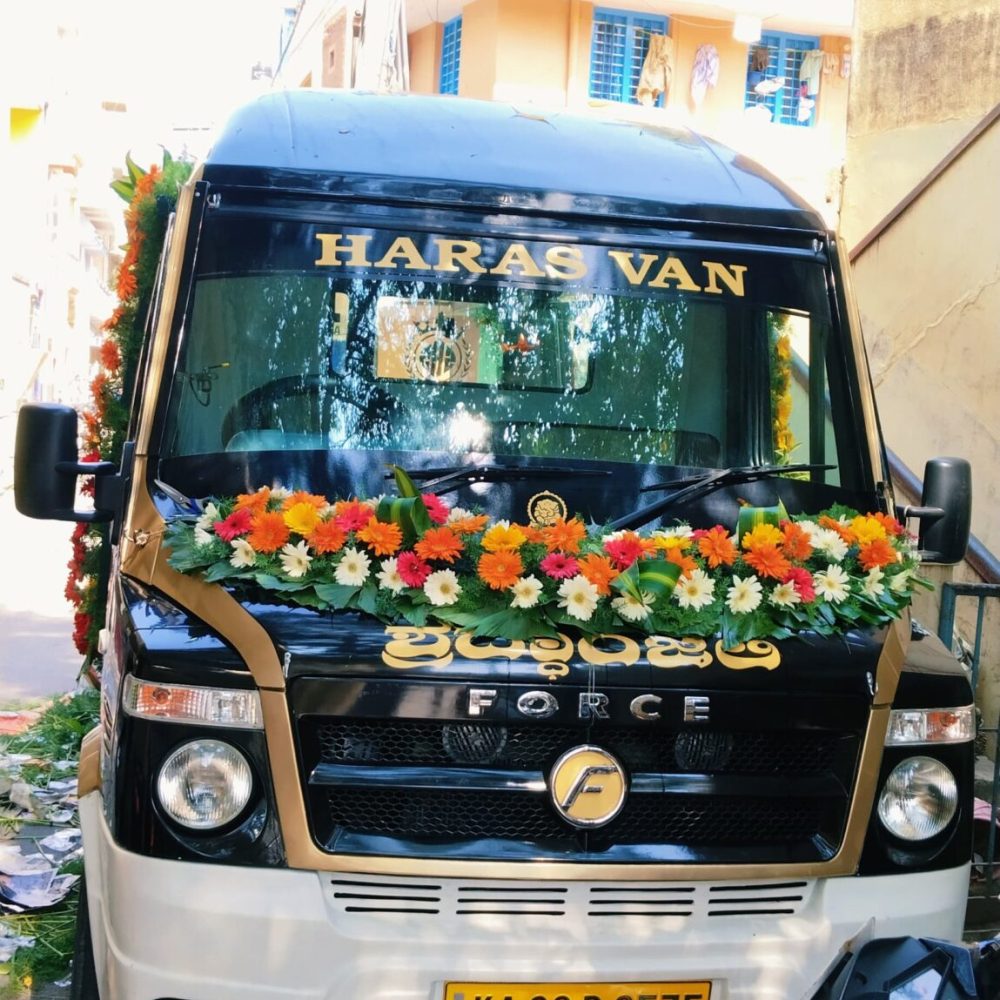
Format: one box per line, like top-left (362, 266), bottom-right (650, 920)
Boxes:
top-left (80, 793), bottom-right (969, 1000)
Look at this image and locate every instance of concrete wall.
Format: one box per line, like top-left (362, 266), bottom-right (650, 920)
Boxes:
top-left (409, 22), bottom-right (441, 95)
top-left (842, 1), bottom-right (1000, 247)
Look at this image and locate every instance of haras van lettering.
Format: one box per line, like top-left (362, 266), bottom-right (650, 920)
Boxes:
top-left (314, 233), bottom-right (747, 297)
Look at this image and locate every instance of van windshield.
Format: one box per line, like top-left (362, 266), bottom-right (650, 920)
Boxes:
top-left (158, 218), bottom-right (859, 515)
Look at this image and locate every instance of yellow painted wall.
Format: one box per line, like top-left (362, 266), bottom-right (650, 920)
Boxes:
top-left (493, 0), bottom-right (571, 105)
top-left (408, 22), bottom-right (442, 95)
top-left (458, 0), bottom-right (500, 100)
top-left (666, 16), bottom-right (746, 123)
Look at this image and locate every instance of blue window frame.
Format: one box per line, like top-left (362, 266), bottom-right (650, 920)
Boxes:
top-left (589, 8), bottom-right (669, 105)
top-left (744, 31), bottom-right (820, 127)
top-left (439, 16), bottom-right (462, 95)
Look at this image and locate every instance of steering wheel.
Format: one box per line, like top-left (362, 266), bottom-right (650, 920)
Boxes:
top-left (221, 374), bottom-right (393, 450)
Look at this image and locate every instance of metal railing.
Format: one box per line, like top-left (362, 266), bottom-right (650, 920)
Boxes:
top-left (938, 582), bottom-right (1000, 913)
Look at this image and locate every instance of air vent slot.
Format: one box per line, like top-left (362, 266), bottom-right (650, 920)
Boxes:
top-left (456, 884), bottom-right (567, 917)
top-left (706, 880), bottom-right (807, 916)
top-left (329, 877), bottom-right (442, 914)
top-left (588, 885), bottom-right (695, 917)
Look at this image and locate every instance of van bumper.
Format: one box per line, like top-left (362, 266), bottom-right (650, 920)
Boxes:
top-left (80, 793), bottom-right (969, 1000)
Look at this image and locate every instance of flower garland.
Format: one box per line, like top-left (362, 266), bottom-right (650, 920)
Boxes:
top-left (165, 476), bottom-right (927, 648)
top-left (770, 312), bottom-right (795, 463)
top-left (65, 153), bottom-right (192, 662)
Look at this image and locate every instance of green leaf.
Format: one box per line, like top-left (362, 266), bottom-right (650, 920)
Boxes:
top-left (611, 562), bottom-right (642, 601)
top-left (391, 465), bottom-right (420, 498)
top-left (400, 603), bottom-right (430, 625)
top-left (254, 573), bottom-right (309, 593)
top-left (125, 151), bottom-right (146, 185)
top-left (377, 495), bottom-right (432, 544)
top-left (737, 500), bottom-right (789, 544)
top-left (161, 146), bottom-right (174, 169)
top-left (357, 583), bottom-right (378, 615)
top-left (203, 561), bottom-right (244, 583)
top-left (314, 582), bottom-right (360, 607)
top-left (110, 178), bottom-right (135, 202)
top-left (636, 558), bottom-right (681, 597)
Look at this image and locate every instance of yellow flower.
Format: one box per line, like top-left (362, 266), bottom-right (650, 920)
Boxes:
top-left (850, 515), bottom-right (888, 546)
top-left (481, 521), bottom-right (527, 552)
top-left (776, 334), bottom-right (792, 361)
top-left (652, 534), bottom-right (690, 552)
top-left (741, 523), bottom-right (783, 551)
top-left (283, 502), bottom-right (321, 536)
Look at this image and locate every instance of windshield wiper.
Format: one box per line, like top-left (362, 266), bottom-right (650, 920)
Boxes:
top-left (394, 464), bottom-right (612, 495)
top-left (611, 463), bottom-right (835, 531)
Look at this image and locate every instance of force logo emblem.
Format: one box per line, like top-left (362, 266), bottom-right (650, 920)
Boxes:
top-left (527, 490), bottom-right (568, 527)
top-left (549, 745), bottom-right (627, 828)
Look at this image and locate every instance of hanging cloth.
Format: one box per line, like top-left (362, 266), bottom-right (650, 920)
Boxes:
top-left (751, 45), bottom-right (770, 72)
top-left (689, 43), bottom-right (720, 107)
top-left (800, 49), bottom-right (824, 97)
top-left (635, 33), bottom-right (674, 106)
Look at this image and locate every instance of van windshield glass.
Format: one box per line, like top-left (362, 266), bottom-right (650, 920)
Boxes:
top-left (159, 219), bottom-right (851, 508)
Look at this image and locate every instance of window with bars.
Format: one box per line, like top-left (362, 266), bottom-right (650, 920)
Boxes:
top-left (744, 31), bottom-right (820, 127)
top-left (439, 16), bottom-right (462, 95)
top-left (589, 8), bottom-right (669, 105)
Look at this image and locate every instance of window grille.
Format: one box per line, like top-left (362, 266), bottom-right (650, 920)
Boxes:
top-left (589, 8), bottom-right (669, 105)
top-left (744, 31), bottom-right (820, 127)
top-left (440, 16), bottom-right (462, 96)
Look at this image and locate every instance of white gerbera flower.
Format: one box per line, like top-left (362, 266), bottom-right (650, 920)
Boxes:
top-left (377, 557), bottom-right (406, 594)
top-left (612, 590), bottom-right (655, 622)
top-left (557, 575), bottom-right (600, 622)
top-left (651, 524), bottom-right (694, 541)
top-left (229, 538), bottom-right (257, 569)
top-left (889, 568), bottom-right (912, 594)
top-left (319, 503), bottom-right (337, 518)
top-left (675, 568), bottom-right (715, 610)
top-left (814, 565), bottom-right (851, 603)
top-left (269, 486), bottom-right (292, 501)
top-left (447, 506), bottom-right (474, 525)
top-left (769, 581), bottom-right (800, 608)
top-left (335, 545), bottom-right (371, 586)
top-left (814, 527), bottom-right (849, 562)
top-left (194, 526), bottom-right (215, 547)
top-left (862, 567), bottom-right (886, 598)
top-left (279, 540), bottom-right (312, 578)
top-left (797, 519), bottom-right (821, 539)
top-left (424, 569), bottom-right (462, 606)
top-left (726, 574), bottom-right (763, 614)
top-left (509, 575), bottom-right (543, 609)
top-left (195, 501), bottom-right (221, 534)
top-left (362, 495), bottom-right (383, 510)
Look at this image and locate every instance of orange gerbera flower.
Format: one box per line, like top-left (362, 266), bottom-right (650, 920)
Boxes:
top-left (448, 513), bottom-right (490, 535)
top-left (117, 267), bottom-right (137, 300)
top-left (235, 488), bottom-right (272, 516)
top-left (872, 511), bottom-right (906, 537)
top-left (478, 550), bottom-right (524, 590)
top-left (282, 490), bottom-right (328, 511)
top-left (698, 526), bottom-right (737, 568)
top-left (781, 521), bottom-right (814, 561)
top-left (541, 517), bottom-right (587, 554)
top-left (357, 516), bottom-right (403, 557)
top-left (741, 523), bottom-right (784, 551)
top-left (664, 547), bottom-right (699, 578)
top-left (577, 553), bottom-right (619, 596)
top-left (517, 523), bottom-right (547, 545)
top-left (858, 537), bottom-right (898, 571)
top-left (481, 522), bottom-right (527, 552)
top-left (414, 526), bottom-right (464, 563)
top-left (247, 511), bottom-right (290, 553)
top-left (743, 544), bottom-right (792, 580)
top-left (308, 520), bottom-right (347, 555)
top-left (819, 515), bottom-right (856, 545)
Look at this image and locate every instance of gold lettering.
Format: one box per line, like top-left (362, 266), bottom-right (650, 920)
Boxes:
top-left (529, 634), bottom-right (574, 681)
top-left (702, 261), bottom-right (748, 297)
top-left (544, 245), bottom-right (587, 280)
top-left (649, 256), bottom-right (702, 291)
top-left (714, 639), bottom-right (781, 671)
top-left (381, 626), bottom-right (453, 668)
top-left (454, 634), bottom-right (528, 660)
top-left (489, 242), bottom-right (547, 277)
top-left (607, 249), bottom-right (659, 285)
top-left (374, 236), bottom-right (432, 271)
top-left (314, 233), bottom-right (372, 267)
top-left (578, 634), bottom-right (641, 667)
top-left (433, 239), bottom-right (486, 274)
top-left (646, 636), bottom-right (713, 669)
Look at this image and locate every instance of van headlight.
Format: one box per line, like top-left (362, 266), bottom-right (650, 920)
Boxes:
top-left (877, 756), bottom-right (958, 841)
top-left (156, 739), bottom-right (253, 830)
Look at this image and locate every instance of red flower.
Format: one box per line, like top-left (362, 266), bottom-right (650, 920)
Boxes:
top-left (214, 508), bottom-right (253, 541)
top-left (421, 493), bottom-right (450, 525)
top-left (72, 611), bottom-right (92, 655)
top-left (539, 552), bottom-right (580, 579)
top-left (783, 567), bottom-right (815, 603)
top-left (604, 534), bottom-right (645, 570)
top-left (397, 551), bottom-right (432, 587)
top-left (334, 500), bottom-right (372, 533)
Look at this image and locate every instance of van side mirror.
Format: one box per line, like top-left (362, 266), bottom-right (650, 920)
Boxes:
top-left (901, 457), bottom-right (971, 565)
top-left (14, 403), bottom-right (118, 523)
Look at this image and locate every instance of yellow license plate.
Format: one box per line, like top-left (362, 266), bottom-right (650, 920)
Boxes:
top-left (444, 983), bottom-right (711, 1000)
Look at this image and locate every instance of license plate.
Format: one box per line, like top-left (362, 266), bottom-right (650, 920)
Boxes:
top-left (444, 983), bottom-right (711, 1000)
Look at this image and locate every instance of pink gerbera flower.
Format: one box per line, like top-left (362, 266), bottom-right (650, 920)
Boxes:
top-left (421, 493), bottom-right (450, 525)
top-left (334, 500), bottom-right (372, 533)
top-left (604, 536), bottom-right (645, 570)
top-left (214, 508), bottom-right (253, 541)
top-left (397, 551), bottom-right (432, 587)
top-left (539, 552), bottom-right (580, 580)
top-left (783, 566), bottom-right (816, 603)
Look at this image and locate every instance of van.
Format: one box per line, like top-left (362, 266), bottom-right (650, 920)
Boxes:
top-left (15, 90), bottom-right (975, 1000)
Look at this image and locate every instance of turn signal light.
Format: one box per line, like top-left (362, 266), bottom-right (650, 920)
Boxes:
top-left (122, 676), bottom-right (262, 729)
top-left (885, 706), bottom-right (974, 745)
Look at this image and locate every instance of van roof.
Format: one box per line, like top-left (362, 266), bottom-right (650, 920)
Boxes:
top-left (204, 90), bottom-right (827, 233)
